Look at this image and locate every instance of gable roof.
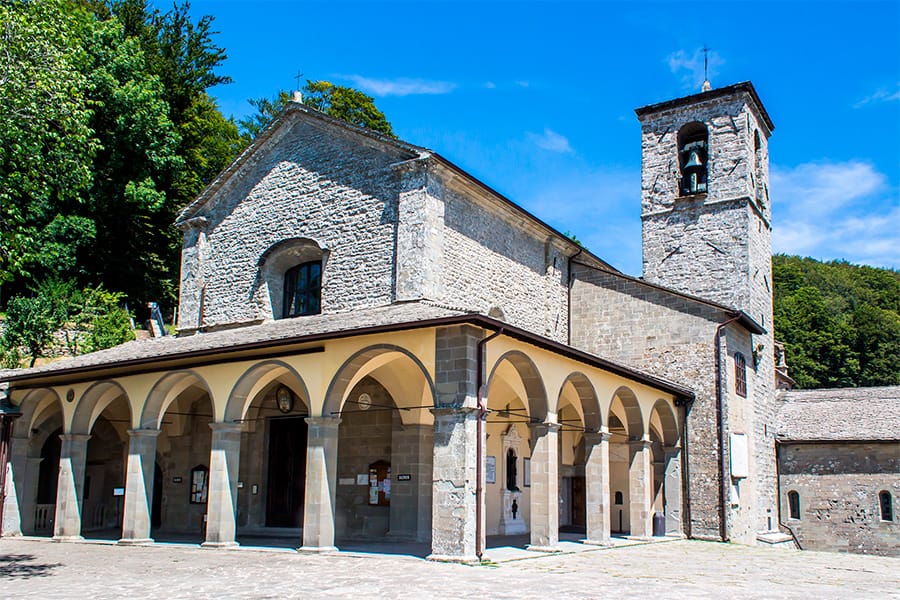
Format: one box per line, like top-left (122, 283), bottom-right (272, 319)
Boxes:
top-left (775, 386), bottom-right (900, 442)
top-left (572, 258), bottom-right (766, 335)
top-left (175, 100), bottom-right (617, 271)
top-left (0, 301), bottom-right (693, 402)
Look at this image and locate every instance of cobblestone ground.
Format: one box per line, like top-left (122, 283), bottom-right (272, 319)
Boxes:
top-left (1, 537), bottom-right (898, 599)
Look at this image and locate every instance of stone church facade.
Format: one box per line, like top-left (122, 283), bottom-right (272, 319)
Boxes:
top-left (1, 81), bottom-right (894, 558)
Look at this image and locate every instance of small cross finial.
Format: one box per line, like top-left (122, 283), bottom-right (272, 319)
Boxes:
top-left (701, 46), bottom-right (712, 92)
top-left (293, 70), bottom-right (304, 92)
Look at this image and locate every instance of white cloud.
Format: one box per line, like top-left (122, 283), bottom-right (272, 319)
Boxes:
top-left (338, 75), bottom-right (456, 97)
top-left (527, 128), bottom-right (574, 154)
top-left (854, 84), bottom-right (900, 108)
top-left (515, 80), bottom-right (530, 88)
top-left (667, 48), bottom-right (724, 91)
top-left (484, 81), bottom-right (496, 89)
top-left (771, 161), bottom-right (899, 268)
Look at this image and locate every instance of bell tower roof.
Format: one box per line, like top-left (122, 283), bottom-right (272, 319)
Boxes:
top-left (635, 81), bottom-right (775, 133)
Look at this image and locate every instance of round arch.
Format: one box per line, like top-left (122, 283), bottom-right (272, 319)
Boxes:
top-left (609, 385), bottom-right (643, 440)
top-left (71, 380), bottom-right (131, 434)
top-left (322, 344), bottom-right (435, 418)
top-left (485, 350), bottom-right (548, 423)
top-left (224, 359), bottom-right (311, 423)
top-left (15, 388), bottom-right (63, 433)
top-left (557, 372), bottom-right (601, 432)
top-left (140, 370), bottom-right (213, 429)
top-left (649, 399), bottom-right (679, 447)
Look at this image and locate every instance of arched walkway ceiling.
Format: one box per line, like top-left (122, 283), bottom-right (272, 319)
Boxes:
top-left (70, 380), bottom-right (132, 435)
top-left (323, 345), bottom-right (435, 419)
top-left (649, 399), bottom-right (679, 447)
top-left (557, 373), bottom-right (601, 432)
top-left (610, 386), bottom-right (644, 441)
top-left (17, 388), bottom-right (63, 434)
top-left (485, 351), bottom-right (548, 423)
top-left (224, 360), bottom-right (310, 423)
top-left (141, 370), bottom-right (214, 429)
top-left (486, 361), bottom-right (529, 414)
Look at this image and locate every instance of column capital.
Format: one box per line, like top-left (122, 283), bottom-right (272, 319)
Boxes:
top-left (60, 433), bottom-right (91, 443)
top-left (663, 445), bottom-right (681, 456)
top-left (583, 430), bottom-right (613, 445)
top-left (126, 428), bottom-right (161, 439)
top-left (430, 406), bottom-right (479, 418)
top-left (305, 416), bottom-right (342, 429)
top-left (528, 421), bottom-right (561, 434)
top-left (629, 438), bottom-right (652, 449)
top-left (209, 422), bottom-right (243, 433)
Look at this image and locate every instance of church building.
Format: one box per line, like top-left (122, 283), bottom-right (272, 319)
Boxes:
top-left (3, 80), bottom-right (885, 560)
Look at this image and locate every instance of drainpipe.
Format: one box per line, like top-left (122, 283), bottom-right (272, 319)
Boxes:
top-left (475, 327), bottom-right (503, 561)
top-left (0, 390), bottom-right (22, 537)
top-left (714, 315), bottom-right (741, 542)
top-left (676, 396), bottom-right (693, 539)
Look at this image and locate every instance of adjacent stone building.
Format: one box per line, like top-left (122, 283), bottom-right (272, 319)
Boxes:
top-left (775, 387), bottom-right (900, 556)
top-left (0, 79), bottom-right (890, 559)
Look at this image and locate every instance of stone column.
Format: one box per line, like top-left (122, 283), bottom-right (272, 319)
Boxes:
top-left (202, 422), bottom-right (242, 548)
top-left (1, 435), bottom-right (29, 536)
top-left (119, 429), bottom-right (160, 544)
top-left (528, 422), bottom-right (560, 551)
top-left (628, 439), bottom-right (652, 539)
top-left (388, 423), bottom-right (433, 543)
top-left (300, 416), bottom-right (341, 553)
top-left (583, 431), bottom-right (612, 545)
top-left (663, 446), bottom-right (683, 536)
top-left (428, 407), bottom-right (479, 563)
top-left (53, 434), bottom-right (90, 541)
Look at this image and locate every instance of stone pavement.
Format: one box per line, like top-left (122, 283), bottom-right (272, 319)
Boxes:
top-left (1, 537), bottom-right (898, 599)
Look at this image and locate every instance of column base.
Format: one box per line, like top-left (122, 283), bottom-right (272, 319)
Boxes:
top-left (52, 535), bottom-right (84, 542)
top-left (200, 541), bottom-right (240, 549)
top-left (118, 538), bottom-right (155, 546)
top-left (525, 545), bottom-right (561, 553)
top-left (426, 553), bottom-right (481, 564)
top-left (297, 545), bottom-right (338, 554)
top-left (582, 538), bottom-right (613, 547)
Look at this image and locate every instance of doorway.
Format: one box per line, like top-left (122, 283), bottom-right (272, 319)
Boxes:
top-left (571, 476), bottom-right (586, 530)
top-left (266, 417), bottom-right (308, 527)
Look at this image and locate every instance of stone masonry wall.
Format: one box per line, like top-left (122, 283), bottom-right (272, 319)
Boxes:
top-left (178, 113), bottom-right (413, 331)
top-left (433, 173), bottom-right (569, 343)
top-left (570, 264), bottom-right (723, 538)
top-left (779, 442), bottom-right (900, 556)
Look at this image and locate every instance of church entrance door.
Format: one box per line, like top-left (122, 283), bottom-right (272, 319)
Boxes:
top-left (266, 417), bottom-right (308, 527)
top-left (571, 476), bottom-right (586, 529)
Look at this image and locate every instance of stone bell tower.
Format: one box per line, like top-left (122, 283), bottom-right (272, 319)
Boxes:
top-left (635, 82), bottom-right (780, 542)
top-left (635, 81), bottom-right (774, 330)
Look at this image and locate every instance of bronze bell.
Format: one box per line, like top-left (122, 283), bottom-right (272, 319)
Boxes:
top-left (684, 149), bottom-right (703, 169)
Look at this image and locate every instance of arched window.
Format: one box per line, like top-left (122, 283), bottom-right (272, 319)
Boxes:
top-left (734, 352), bottom-right (747, 398)
top-left (678, 122), bottom-right (708, 196)
top-left (880, 490), bottom-right (894, 522)
top-left (283, 261), bottom-right (322, 318)
top-left (614, 491), bottom-right (624, 505)
top-left (787, 490), bottom-right (800, 520)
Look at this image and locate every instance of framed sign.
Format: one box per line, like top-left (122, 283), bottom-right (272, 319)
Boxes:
top-left (486, 456), bottom-right (497, 484)
top-left (523, 457), bottom-right (531, 487)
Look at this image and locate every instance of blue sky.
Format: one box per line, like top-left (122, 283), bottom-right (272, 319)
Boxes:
top-left (182, 0), bottom-right (899, 275)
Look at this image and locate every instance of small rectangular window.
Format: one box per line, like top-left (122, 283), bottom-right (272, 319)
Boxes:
top-left (880, 491), bottom-right (894, 522)
top-left (734, 352), bottom-right (747, 397)
top-left (788, 491), bottom-right (800, 520)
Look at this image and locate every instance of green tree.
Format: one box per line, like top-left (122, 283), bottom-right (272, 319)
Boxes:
top-left (0, 0), bottom-right (98, 286)
top-left (239, 81), bottom-right (395, 144)
top-left (773, 254), bottom-right (900, 388)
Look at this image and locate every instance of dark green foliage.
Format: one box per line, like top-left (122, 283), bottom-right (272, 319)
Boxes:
top-left (1, 0), bottom-right (239, 317)
top-left (773, 255), bottom-right (900, 388)
top-left (0, 280), bottom-right (134, 368)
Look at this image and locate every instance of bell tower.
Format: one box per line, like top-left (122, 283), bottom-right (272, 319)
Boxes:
top-left (635, 81), bottom-right (774, 329)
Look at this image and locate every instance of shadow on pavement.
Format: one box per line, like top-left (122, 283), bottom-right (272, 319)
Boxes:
top-left (0, 553), bottom-right (62, 579)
